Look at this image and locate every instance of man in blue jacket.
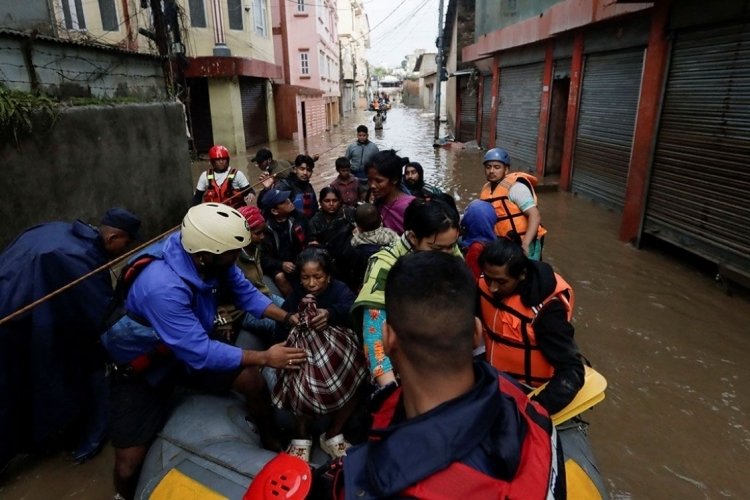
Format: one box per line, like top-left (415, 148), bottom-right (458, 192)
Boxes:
top-left (101, 203), bottom-right (307, 500)
top-left (0, 208), bottom-right (140, 470)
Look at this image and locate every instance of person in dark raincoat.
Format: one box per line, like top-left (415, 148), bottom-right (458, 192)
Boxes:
top-left (0, 208), bottom-right (140, 470)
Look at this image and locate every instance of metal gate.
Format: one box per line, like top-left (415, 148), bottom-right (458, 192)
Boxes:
top-left (571, 49), bottom-right (644, 209)
top-left (459, 75), bottom-right (478, 142)
top-left (644, 21), bottom-right (750, 274)
top-left (496, 62), bottom-right (544, 173)
top-left (239, 77), bottom-right (268, 148)
top-left (480, 75), bottom-right (493, 147)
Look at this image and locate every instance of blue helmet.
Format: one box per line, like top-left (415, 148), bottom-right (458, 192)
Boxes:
top-left (483, 148), bottom-right (511, 166)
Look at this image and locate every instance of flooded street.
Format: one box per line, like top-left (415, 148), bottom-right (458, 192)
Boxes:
top-left (2, 107), bottom-right (749, 499)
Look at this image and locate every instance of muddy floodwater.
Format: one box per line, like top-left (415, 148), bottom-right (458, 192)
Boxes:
top-left (2, 107), bottom-right (749, 499)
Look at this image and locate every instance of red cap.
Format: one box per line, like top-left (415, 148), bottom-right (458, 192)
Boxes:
top-left (237, 205), bottom-right (265, 229)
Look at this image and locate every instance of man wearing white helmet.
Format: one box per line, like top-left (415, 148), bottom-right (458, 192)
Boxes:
top-left (102, 203), bottom-right (306, 500)
top-left (478, 147), bottom-right (547, 260)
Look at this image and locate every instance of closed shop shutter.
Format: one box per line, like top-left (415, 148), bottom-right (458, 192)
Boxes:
top-left (239, 77), bottom-right (268, 148)
top-left (459, 75), bottom-right (478, 142)
top-left (644, 21), bottom-right (750, 274)
top-left (496, 62), bottom-right (544, 172)
top-left (186, 77), bottom-right (213, 154)
top-left (480, 75), bottom-right (493, 147)
top-left (571, 49), bottom-right (644, 209)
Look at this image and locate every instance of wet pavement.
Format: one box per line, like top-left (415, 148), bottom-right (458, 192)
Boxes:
top-left (2, 107), bottom-right (749, 499)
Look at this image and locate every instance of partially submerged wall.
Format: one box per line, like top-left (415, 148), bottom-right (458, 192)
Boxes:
top-left (0, 101), bottom-right (192, 248)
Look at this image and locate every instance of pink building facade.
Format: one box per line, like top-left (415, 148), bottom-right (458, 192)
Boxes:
top-left (272, 0), bottom-right (341, 140)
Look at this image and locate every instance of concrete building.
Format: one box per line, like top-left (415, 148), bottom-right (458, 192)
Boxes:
top-left (413, 52), bottom-right (446, 118)
top-left (338, 0), bottom-right (371, 114)
top-left (442, 0), bottom-right (476, 141)
top-left (0, 1), bottom-right (163, 99)
top-left (404, 50), bottom-right (426, 75)
top-left (181, 0), bottom-right (280, 154)
top-left (272, 0), bottom-right (341, 140)
top-left (3, 0), bottom-right (283, 155)
top-left (457, 0), bottom-right (750, 279)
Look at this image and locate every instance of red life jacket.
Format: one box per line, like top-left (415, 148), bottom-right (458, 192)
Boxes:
top-left (364, 377), bottom-right (558, 500)
top-left (203, 168), bottom-right (242, 208)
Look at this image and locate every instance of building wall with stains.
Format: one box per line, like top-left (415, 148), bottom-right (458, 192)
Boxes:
top-left (0, 32), bottom-right (165, 99)
top-left (0, 102), bottom-right (191, 249)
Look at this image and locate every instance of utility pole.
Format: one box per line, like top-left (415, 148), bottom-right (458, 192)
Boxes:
top-left (434, 0), bottom-right (445, 141)
top-left (149, 0), bottom-right (172, 95)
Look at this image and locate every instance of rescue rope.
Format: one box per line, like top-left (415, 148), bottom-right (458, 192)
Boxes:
top-left (0, 138), bottom-right (351, 326)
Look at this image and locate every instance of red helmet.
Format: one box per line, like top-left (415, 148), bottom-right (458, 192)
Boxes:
top-left (243, 453), bottom-right (312, 500)
top-left (208, 145), bottom-right (230, 160)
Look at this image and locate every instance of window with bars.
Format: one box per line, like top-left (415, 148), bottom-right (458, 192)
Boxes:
top-left (188, 0), bottom-right (207, 27)
top-left (297, 0), bottom-right (305, 12)
top-left (300, 52), bottom-right (309, 75)
top-left (61, 0), bottom-right (86, 30)
top-left (228, 0), bottom-right (243, 30)
top-left (253, 0), bottom-right (267, 37)
top-left (98, 0), bottom-right (118, 31)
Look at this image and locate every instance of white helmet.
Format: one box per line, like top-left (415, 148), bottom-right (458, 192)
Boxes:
top-left (181, 203), bottom-right (251, 254)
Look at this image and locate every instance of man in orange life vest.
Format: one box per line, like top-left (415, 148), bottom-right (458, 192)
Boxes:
top-left (479, 147), bottom-right (546, 260)
top-left (478, 237), bottom-right (584, 416)
top-left (192, 145), bottom-right (252, 208)
top-left (312, 251), bottom-right (564, 499)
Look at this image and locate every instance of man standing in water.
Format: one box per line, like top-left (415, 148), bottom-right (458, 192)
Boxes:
top-left (192, 145), bottom-right (252, 208)
top-left (479, 147), bottom-right (547, 260)
top-left (314, 252), bottom-right (564, 498)
top-left (0, 208), bottom-right (141, 469)
top-left (345, 125), bottom-right (379, 183)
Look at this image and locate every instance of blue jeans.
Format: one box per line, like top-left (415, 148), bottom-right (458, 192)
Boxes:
top-left (241, 294), bottom-right (284, 341)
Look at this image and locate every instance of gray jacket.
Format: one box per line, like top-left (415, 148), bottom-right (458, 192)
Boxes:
top-left (345, 140), bottom-right (379, 180)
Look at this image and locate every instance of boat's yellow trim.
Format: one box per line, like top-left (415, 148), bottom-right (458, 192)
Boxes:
top-left (565, 459), bottom-right (603, 500)
top-left (529, 365), bottom-right (607, 425)
top-left (150, 468), bottom-right (228, 500)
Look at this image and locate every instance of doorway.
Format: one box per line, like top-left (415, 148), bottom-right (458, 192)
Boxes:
top-left (545, 77), bottom-right (570, 177)
top-left (301, 101), bottom-right (308, 139)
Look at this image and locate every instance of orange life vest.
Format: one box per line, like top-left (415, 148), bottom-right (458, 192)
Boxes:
top-left (479, 273), bottom-right (573, 387)
top-left (479, 172), bottom-right (547, 240)
top-left (203, 168), bottom-right (242, 208)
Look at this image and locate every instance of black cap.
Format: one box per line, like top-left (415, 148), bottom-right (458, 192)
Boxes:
top-left (101, 208), bottom-right (141, 239)
top-left (251, 148), bottom-right (273, 163)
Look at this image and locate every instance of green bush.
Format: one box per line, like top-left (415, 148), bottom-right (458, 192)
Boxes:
top-left (0, 85), bottom-right (58, 148)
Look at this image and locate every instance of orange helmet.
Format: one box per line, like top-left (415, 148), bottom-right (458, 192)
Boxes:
top-left (208, 145), bottom-right (230, 160)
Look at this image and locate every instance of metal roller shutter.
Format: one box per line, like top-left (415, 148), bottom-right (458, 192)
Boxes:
top-left (571, 49), bottom-right (644, 209)
top-left (480, 75), bottom-right (493, 147)
top-left (459, 75), bottom-right (478, 142)
top-left (644, 21), bottom-right (750, 274)
top-left (239, 77), bottom-right (269, 148)
top-left (496, 63), bottom-right (544, 172)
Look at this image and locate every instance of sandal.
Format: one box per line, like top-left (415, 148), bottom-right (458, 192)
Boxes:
top-left (286, 439), bottom-right (312, 462)
top-left (319, 433), bottom-right (352, 459)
